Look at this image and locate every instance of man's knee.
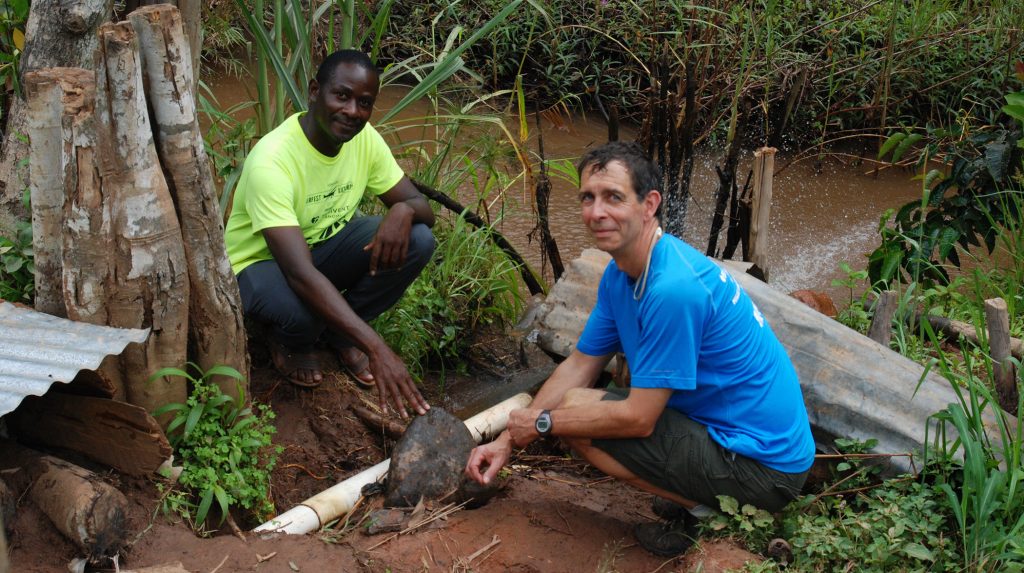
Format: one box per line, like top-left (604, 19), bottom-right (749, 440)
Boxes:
top-left (407, 223), bottom-right (436, 266)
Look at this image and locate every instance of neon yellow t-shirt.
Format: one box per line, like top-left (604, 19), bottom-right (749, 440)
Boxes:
top-left (224, 113), bottom-right (404, 274)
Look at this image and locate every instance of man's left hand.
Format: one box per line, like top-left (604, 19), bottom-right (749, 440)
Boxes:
top-left (364, 202), bottom-right (414, 274)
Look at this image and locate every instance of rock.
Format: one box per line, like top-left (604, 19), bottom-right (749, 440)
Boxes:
top-left (384, 408), bottom-right (500, 508)
top-left (788, 289), bottom-right (838, 318)
top-left (364, 508), bottom-right (409, 535)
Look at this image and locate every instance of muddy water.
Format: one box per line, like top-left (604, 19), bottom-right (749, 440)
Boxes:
top-left (206, 76), bottom-right (925, 300)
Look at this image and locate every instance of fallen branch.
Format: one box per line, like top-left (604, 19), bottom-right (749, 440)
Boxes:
top-left (462, 534), bottom-right (501, 566)
top-left (411, 179), bottom-right (545, 295)
top-left (350, 403), bottom-right (407, 440)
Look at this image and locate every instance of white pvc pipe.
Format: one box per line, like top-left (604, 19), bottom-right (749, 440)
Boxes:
top-left (255, 392), bottom-right (532, 535)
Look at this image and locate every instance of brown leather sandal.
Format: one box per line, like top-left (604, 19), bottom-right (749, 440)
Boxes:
top-left (268, 339), bottom-right (323, 388)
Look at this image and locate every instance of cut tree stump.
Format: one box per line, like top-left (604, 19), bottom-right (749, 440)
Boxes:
top-left (749, 147), bottom-right (776, 281)
top-left (0, 443), bottom-right (128, 560)
top-left (95, 21), bottom-right (190, 420)
top-left (7, 393), bottom-right (171, 476)
top-left (129, 4), bottom-right (249, 399)
top-left (0, 0), bottom-right (112, 218)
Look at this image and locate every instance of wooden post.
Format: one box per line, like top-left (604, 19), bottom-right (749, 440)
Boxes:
top-left (749, 147), bottom-right (777, 281)
top-left (868, 291), bottom-right (899, 346)
top-left (129, 5), bottom-right (250, 399)
top-left (985, 298), bottom-right (1019, 413)
top-left (95, 21), bottom-right (189, 420)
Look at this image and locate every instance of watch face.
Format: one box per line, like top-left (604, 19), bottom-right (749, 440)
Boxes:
top-left (535, 411), bottom-right (552, 435)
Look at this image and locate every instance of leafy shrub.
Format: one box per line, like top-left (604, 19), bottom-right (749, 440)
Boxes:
top-left (152, 364), bottom-right (280, 531)
top-left (787, 479), bottom-right (961, 572)
top-left (870, 91), bottom-right (1024, 287)
top-left (372, 213), bottom-right (523, 378)
top-left (0, 218), bottom-right (33, 303)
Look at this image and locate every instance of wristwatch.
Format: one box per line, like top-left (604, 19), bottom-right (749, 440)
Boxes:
top-left (534, 409), bottom-right (553, 437)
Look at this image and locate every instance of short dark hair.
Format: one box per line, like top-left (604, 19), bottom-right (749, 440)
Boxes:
top-left (576, 141), bottom-right (662, 218)
top-left (315, 49), bottom-right (378, 85)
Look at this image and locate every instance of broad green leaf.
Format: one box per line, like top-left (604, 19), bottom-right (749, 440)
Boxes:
top-left (891, 133), bottom-right (922, 163)
top-left (213, 485), bottom-right (231, 524)
top-left (149, 367), bottom-right (191, 383)
top-left (184, 403), bottom-right (205, 438)
top-left (880, 247), bottom-right (902, 283)
top-left (196, 487), bottom-right (214, 524)
top-left (877, 132), bottom-right (906, 159)
top-left (717, 495), bottom-right (739, 515)
top-left (203, 365), bottom-right (245, 381)
top-left (1003, 104), bottom-right (1024, 122)
top-left (902, 542), bottom-right (935, 561)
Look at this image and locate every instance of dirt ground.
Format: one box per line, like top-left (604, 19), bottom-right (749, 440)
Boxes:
top-left (4, 335), bottom-right (764, 573)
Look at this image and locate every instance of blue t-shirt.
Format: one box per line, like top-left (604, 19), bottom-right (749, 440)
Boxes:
top-left (576, 234), bottom-right (815, 473)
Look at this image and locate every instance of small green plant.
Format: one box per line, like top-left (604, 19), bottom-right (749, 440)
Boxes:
top-left (151, 364), bottom-right (280, 532)
top-left (831, 261), bottom-right (871, 333)
top-left (706, 494), bottom-right (775, 551)
top-left (0, 218), bottom-right (34, 303)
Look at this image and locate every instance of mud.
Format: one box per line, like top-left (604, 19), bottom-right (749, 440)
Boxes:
top-left (5, 336), bottom-right (768, 572)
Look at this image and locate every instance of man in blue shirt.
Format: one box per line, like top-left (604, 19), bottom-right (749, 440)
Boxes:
top-left (466, 142), bottom-right (814, 557)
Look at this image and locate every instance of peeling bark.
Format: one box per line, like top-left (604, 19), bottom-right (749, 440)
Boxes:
top-left (130, 5), bottom-right (249, 399)
top-left (96, 21), bottom-right (189, 419)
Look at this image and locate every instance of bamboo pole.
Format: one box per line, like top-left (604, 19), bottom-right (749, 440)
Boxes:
top-left (129, 5), bottom-right (250, 400)
top-left (985, 298), bottom-right (1018, 413)
top-left (749, 147), bottom-right (777, 280)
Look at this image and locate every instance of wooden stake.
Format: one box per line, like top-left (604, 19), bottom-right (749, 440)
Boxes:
top-left (749, 147), bottom-right (777, 281)
top-left (96, 21), bottom-right (189, 421)
top-left (985, 298), bottom-right (1018, 413)
top-left (867, 291), bottom-right (899, 347)
top-left (129, 4), bottom-right (250, 400)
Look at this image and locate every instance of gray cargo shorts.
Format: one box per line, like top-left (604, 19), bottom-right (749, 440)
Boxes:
top-left (592, 389), bottom-right (808, 513)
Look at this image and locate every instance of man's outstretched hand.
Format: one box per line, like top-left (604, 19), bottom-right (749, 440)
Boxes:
top-left (366, 344), bottom-right (429, 419)
top-left (465, 433), bottom-right (513, 485)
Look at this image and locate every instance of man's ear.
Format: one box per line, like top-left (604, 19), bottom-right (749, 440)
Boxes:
top-left (308, 78), bottom-right (320, 104)
top-left (644, 190), bottom-right (662, 220)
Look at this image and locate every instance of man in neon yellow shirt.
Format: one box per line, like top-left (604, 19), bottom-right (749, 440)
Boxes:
top-left (225, 50), bottom-right (432, 418)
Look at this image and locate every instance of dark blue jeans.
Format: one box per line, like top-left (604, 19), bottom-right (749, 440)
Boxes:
top-left (237, 216), bottom-right (435, 351)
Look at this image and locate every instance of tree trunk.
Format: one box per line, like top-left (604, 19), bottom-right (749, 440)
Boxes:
top-left (24, 70), bottom-right (95, 318)
top-left (129, 5), bottom-right (250, 399)
top-left (96, 21), bottom-right (189, 419)
top-left (867, 290), bottom-right (899, 347)
top-left (0, 0), bottom-right (112, 218)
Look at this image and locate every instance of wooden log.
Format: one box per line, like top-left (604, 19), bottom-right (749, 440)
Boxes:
top-left (24, 70), bottom-right (95, 317)
top-left (0, 0), bottom-right (113, 218)
top-left (129, 4), bottom-right (250, 400)
top-left (95, 21), bottom-right (189, 420)
top-left (985, 298), bottom-right (1019, 413)
top-left (7, 393), bottom-right (171, 476)
top-left (0, 443), bottom-right (128, 560)
top-left (867, 290), bottom-right (899, 346)
top-left (918, 314), bottom-right (1024, 361)
top-left (749, 147), bottom-right (777, 281)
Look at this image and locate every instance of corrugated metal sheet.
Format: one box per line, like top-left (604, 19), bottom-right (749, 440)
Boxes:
top-left (0, 302), bottom-right (149, 417)
top-left (527, 248), bottom-right (1014, 474)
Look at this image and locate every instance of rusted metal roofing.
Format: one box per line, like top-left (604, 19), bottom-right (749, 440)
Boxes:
top-left (0, 301), bottom-right (149, 417)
